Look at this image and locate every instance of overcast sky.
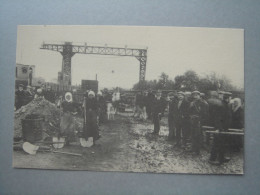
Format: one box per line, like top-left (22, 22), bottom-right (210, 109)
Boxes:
top-left (16, 25), bottom-right (244, 89)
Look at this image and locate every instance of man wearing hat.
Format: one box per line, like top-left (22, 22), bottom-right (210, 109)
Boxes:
top-left (172, 91), bottom-right (190, 146)
top-left (209, 92), bottom-right (232, 165)
top-left (151, 90), bottom-right (166, 135)
top-left (15, 84), bottom-right (26, 110)
top-left (189, 91), bottom-right (209, 154)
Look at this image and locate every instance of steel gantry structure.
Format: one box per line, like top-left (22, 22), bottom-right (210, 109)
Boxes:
top-left (40, 42), bottom-right (147, 85)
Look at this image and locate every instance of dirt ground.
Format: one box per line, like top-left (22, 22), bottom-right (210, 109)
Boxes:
top-left (13, 113), bottom-right (243, 174)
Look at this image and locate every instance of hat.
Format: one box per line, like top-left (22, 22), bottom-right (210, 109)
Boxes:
top-left (177, 91), bottom-right (185, 96)
top-left (156, 89), bottom-right (162, 93)
top-left (168, 92), bottom-right (175, 96)
top-left (223, 92), bottom-right (232, 98)
top-left (191, 90), bottom-right (201, 95)
top-left (88, 90), bottom-right (95, 97)
top-left (19, 84), bottom-right (24, 87)
top-left (224, 92), bottom-right (232, 96)
top-left (97, 91), bottom-right (102, 96)
top-left (26, 85), bottom-right (32, 88)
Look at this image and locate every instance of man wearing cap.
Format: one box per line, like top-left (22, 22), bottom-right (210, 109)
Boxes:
top-left (151, 90), bottom-right (166, 135)
top-left (189, 91), bottom-right (209, 154)
top-left (209, 92), bottom-right (232, 165)
top-left (15, 84), bottom-right (26, 110)
top-left (171, 91), bottom-right (190, 146)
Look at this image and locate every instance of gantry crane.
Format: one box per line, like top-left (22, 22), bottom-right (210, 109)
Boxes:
top-left (40, 42), bottom-right (147, 85)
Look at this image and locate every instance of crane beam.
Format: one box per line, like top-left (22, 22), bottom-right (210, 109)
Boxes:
top-left (40, 42), bottom-right (147, 85)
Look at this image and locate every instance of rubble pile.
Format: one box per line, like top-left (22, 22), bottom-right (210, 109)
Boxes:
top-left (14, 97), bottom-right (61, 138)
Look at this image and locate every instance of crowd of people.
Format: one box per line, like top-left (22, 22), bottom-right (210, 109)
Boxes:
top-left (134, 89), bottom-right (244, 165)
top-left (15, 83), bottom-right (244, 165)
top-left (15, 84), bottom-right (56, 110)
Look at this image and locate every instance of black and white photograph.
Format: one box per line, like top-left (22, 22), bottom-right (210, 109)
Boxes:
top-left (13, 25), bottom-right (244, 174)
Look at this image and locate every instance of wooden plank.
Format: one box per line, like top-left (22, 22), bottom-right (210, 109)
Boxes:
top-left (206, 131), bottom-right (244, 136)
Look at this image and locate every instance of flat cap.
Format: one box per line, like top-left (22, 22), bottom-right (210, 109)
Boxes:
top-left (177, 91), bottom-right (185, 96)
top-left (191, 90), bottom-right (201, 95)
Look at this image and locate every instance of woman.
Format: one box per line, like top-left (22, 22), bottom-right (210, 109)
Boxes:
top-left (60, 92), bottom-right (77, 145)
top-left (230, 98), bottom-right (244, 151)
top-left (83, 91), bottom-right (99, 143)
top-left (231, 98), bottom-right (244, 129)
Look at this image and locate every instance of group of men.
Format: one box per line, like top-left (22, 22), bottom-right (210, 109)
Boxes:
top-left (15, 84), bottom-right (56, 110)
top-left (136, 89), bottom-right (244, 165)
top-left (15, 83), bottom-right (243, 165)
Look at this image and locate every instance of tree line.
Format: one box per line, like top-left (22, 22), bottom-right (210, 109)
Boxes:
top-left (133, 70), bottom-right (243, 92)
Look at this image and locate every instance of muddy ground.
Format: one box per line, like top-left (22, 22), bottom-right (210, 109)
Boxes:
top-left (13, 114), bottom-right (243, 174)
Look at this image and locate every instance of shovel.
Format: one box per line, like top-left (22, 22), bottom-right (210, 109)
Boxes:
top-left (52, 137), bottom-right (65, 149)
top-left (22, 142), bottom-right (82, 156)
top-left (80, 137), bottom-right (94, 148)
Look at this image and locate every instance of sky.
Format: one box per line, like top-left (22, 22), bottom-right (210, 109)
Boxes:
top-left (16, 25), bottom-right (244, 89)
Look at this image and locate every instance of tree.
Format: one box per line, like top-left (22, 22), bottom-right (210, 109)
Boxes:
top-left (174, 70), bottom-right (199, 91)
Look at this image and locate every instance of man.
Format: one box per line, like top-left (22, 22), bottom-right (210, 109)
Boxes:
top-left (44, 86), bottom-right (56, 103)
top-left (112, 88), bottom-right (120, 114)
top-left (189, 91), bottom-right (209, 155)
top-left (167, 92), bottom-right (177, 141)
top-left (142, 90), bottom-right (149, 120)
top-left (208, 92), bottom-right (232, 165)
top-left (24, 85), bottom-right (34, 104)
top-left (134, 91), bottom-right (143, 118)
top-left (96, 91), bottom-right (106, 124)
top-left (146, 89), bottom-right (155, 119)
top-left (172, 91), bottom-right (190, 147)
top-left (15, 84), bottom-right (26, 110)
top-left (152, 90), bottom-right (166, 135)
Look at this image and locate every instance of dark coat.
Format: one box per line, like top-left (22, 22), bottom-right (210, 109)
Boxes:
top-left (152, 97), bottom-right (166, 114)
top-left (15, 90), bottom-right (26, 109)
top-left (189, 98), bottom-right (209, 125)
top-left (220, 101), bottom-right (232, 131)
top-left (44, 90), bottom-right (56, 103)
top-left (169, 99), bottom-right (190, 122)
top-left (61, 101), bottom-right (77, 113)
top-left (147, 92), bottom-right (155, 106)
top-left (84, 97), bottom-right (98, 111)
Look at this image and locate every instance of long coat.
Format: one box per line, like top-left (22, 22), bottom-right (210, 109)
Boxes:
top-left (83, 98), bottom-right (99, 140)
top-left (169, 99), bottom-right (190, 123)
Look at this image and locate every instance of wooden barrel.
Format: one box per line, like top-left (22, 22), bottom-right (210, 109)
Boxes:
top-left (21, 117), bottom-right (43, 142)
